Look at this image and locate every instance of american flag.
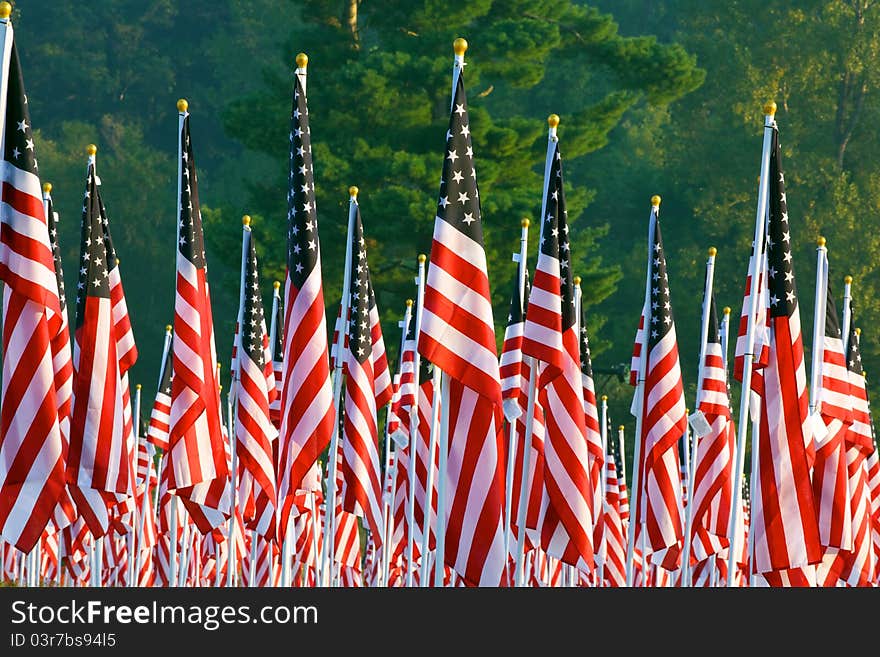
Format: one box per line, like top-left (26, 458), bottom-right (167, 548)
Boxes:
top-left (749, 125), bottom-right (821, 577)
top-left (416, 52), bottom-right (507, 586)
top-left (631, 201), bottom-right (687, 572)
top-left (813, 271), bottom-right (854, 578)
top-left (838, 311), bottom-right (877, 585)
top-left (146, 326), bottom-right (173, 451)
top-left (690, 295), bottom-right (735, 565)
top-left (341, 203), bottom-right (392, 547)
top-left (268, 281), bottom-right (283, 428)
top-left (167, 103), bottom-right (229, 533)
top-left (0, 33), bottom-right (68, 553)
top-left (233, 224), bottom-right (278, 540)
top-left (521, 137), bottom-right (595, 572)
top-left (276, 58), bottom-right (335, 541)
top-left (66, 156), bottom-right (133, 537)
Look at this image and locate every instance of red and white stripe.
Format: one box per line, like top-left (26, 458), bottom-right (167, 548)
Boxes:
top-left (597, 457), bottom-right (626, 586)
top-left (690, 339), bottom-right (735, 563)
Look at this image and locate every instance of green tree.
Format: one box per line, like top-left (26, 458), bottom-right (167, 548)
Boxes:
top-left (221, 0), bottom-right (705, 369)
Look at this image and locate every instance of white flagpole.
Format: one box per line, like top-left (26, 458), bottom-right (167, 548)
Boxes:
top-left (128, 383), bottom-right (143, 586)
top-left (226, 391), bottom-right (237, 587)
top-left (726, 100), bottom-right (777, 587)
top-left (433, 370), bottom-right (451, 587)
top-left (420, 366), bottom-right (442, 586)
top-left (405, 255), bottom-right (427, 587)
top-left (809, 237), bottom-right (828, 416)
top-left (0, 5), bottom-right (14, 160)
top-left (624, 195), bottom-right (660, 587)
top-left (322, 188), bottom-right (359, 587)
top-left (682, 246), bottom-right (717, 585)
top-left (383, 300), bottom-right (411, 587)
top-left (378, 405), bottom-right (393, 588)
top-left (841, 275), bottom-right (853, 354)
top-left (721, 307), bottom-right (732, 371)
top-left (513, 364), bottom-right (536, 587)
top-left (503, 216), bottom-right (530, 585)
top-left (597, 394), bottom-right (609, 587)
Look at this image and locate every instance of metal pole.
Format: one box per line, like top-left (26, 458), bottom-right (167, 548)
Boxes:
top-left (322, 189), bottom-right (359, 587)
top-left (682, 247), bottom-right (717, 585)
top-left (405, 256), bottom-right (427, 586)
top-left (420, 366), bottom-right (442, 586)
top-left (625, 197), bottom-right (660, 587)
top-left (433, 372), bottom-right (451, 587)
top-left (726, 102), bottom-right (777, 588)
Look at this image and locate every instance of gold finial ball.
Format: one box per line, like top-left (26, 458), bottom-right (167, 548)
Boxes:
top-left (723, 306), bottom-right (731, 315)
top-left (708, 246), bottom-right (717, 257)
top-left (844, 275), bottom-right (853, 285)
top-left (547, 114), bottom-right (560, 129)
top-left (136, 383), bottom-right (142, 390)
top-left (242, 215), bottom-right (251, 226)
top-left (296, 52), bottom-right (308, 68)
top-left (0, 3), bottom-right (11, 20)
top-left (165, 324), bottom-right (172, 332)
top-left (406, 298), bottom-right (414, 307)
top-left (86, 144), bottom-right (97, 156)
top-left (618, 425), bottom-right (625, 431)
top-left (601, 395), bottom-right (608, 401)
top-left (573, 275), bottom-right (582, 286)
top-left (856, 327), bottom-right (862, 336)
top-left (453, 38), bottom-right (468, 56)
top-left (116, 258), bottom-right (121, 266)
top-left (651, 194), bottom-right (661, 207)
top-left (177, 98), bottom-right (188, 112)
top-left (521, 217), bottom-right (530, 228)
top-left (273, 281), bottom-right (281, 290)
top-left (42, 182), bottom-right (52, 194)
top-left (763, 100), bottom-right (777, 116)
top-left (817, 236), bottom-right (826, 247)
top-left (349, 185), bottom-right (359, 198)
top-left (418, 254), bottom-right (427, 264)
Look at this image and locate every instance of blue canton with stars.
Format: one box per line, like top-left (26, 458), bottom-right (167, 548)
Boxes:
top-left (540, 141), bottom-right (576, 333)
top-left (3, 43), bottom-right (39, 176)
top-left (647, 210), bottom-right (675, 349)
top-left (178, 114), bottom-right (207, 270)
top-left (75, 163), bottom-right (111, 329)
top-left (766, 127), bottom-right (798, 319)
top-left (287, 74), bottom-right (320, 289)
top-left (435, 70), bottom-right (484, 244)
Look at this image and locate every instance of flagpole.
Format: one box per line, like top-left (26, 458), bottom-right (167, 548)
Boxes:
top-left (405, 255), bottom-right (427, 587)
top-left (726, 100), bottom-right (777, 587)
top-left (433, 369), bottom-right (451, 587)
top-left (379, 406), bottom-right (392, 588)
top-left (322, 187), bottom-right (358, 587)
top-left (809, 237), bottom-right (828, 416)
top-left (0, 4), bottom-right (14, 159)
top-left (682, 246), bottom-right (717, 585)
top-left (624, 195), bottom-right (660, 587)
top-left (503, 217), bottom-right (530, 584)
top-left (128, 383), bottom-right (143, 586)
top-left (841, 276), bottom-right (853, 355)
top-left (226, 390), bottom-right (237, 587)
top-left (419, 365), bottom-right (442, 586)
top-left (597, 394), bottom-right (609, 587)
top-left (721, 307), bottom-right (731, 371)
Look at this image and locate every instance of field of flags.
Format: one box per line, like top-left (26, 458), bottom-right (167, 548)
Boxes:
top-left (0, 7), bottom-right (879, 590)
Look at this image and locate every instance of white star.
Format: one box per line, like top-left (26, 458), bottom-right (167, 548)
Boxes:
top-left (454, 104), bottom-right (466, 116)
top-left (447, 149), bottom-right (459, 163)
top-left (439, 196), bottom-right (449, 208)
top-left (452, 170), bottom-right (464, 183)
top-left (457, 191), bottom-right (469, 204)
top-left (770, 294), bottom-right (779, 306)
top-left (462, 212), bottom-right (475, 225)
top-left (460, 124), bottom-right (470, 138)
top-left (16, 119), bottom-right (28, 132)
